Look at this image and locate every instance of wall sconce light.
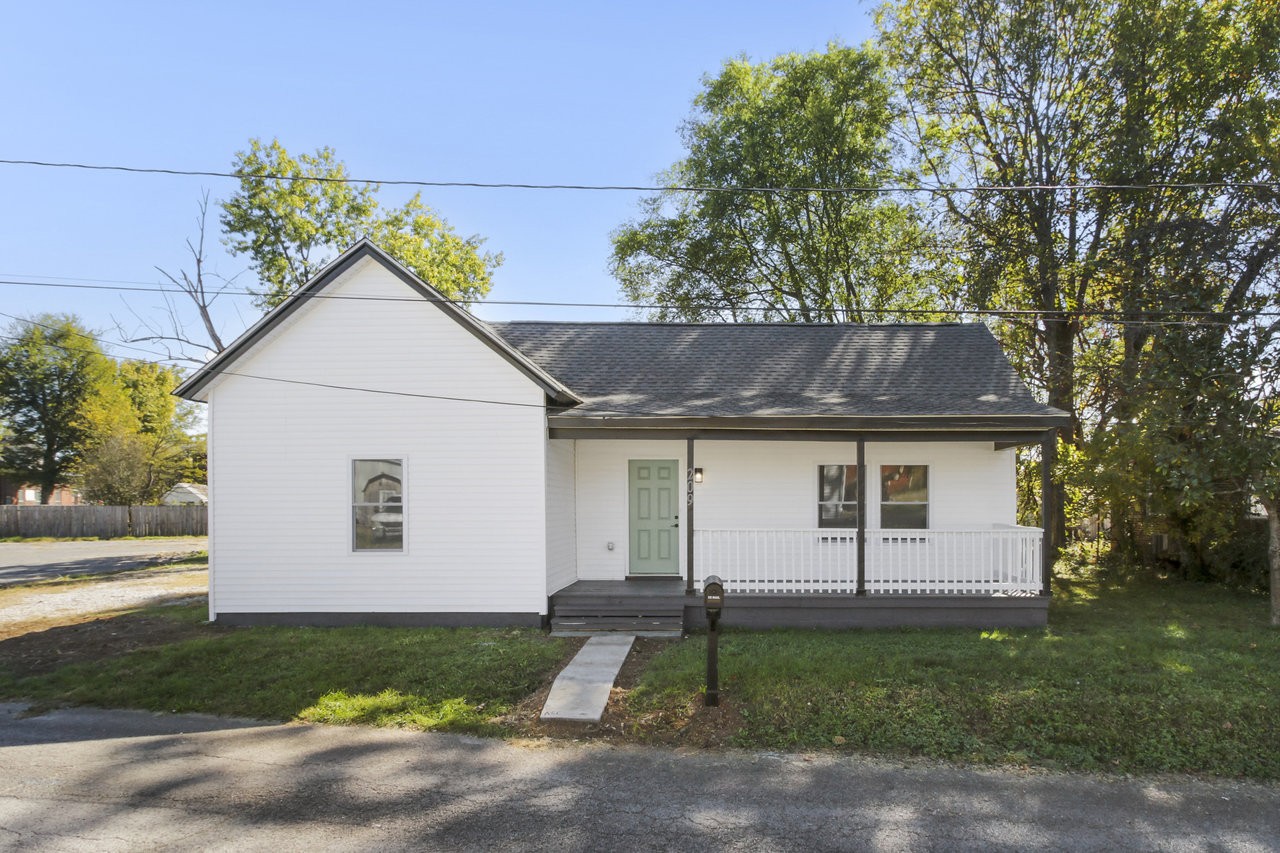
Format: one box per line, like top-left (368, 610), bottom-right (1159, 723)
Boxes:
top-left (693, 468), bottom-right (704, 484)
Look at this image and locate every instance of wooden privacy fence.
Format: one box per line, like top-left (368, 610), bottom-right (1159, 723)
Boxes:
top-left (0, 505), bottom-right (208, 539)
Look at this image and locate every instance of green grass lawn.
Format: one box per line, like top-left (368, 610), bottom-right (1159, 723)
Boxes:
top-left (2, 557), bottom-right (1275, 779)
top-left (628, 563), bottom-right (1280, 779)
top-left (0, 605), bottom-right (572, 735)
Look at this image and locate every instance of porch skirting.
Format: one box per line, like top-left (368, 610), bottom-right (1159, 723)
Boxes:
top-left (681, 593), bottom-right (1048, 630)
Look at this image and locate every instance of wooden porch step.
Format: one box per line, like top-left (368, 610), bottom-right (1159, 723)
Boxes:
top-left (552, 602), bottom-right (685, 618)
top-left (549, 615), bottom-right (684, 638)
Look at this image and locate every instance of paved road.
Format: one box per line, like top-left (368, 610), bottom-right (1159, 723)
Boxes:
top-left (0, 538), bottom-right (207, 587)
top-left (0, 704), bottom-right (1275, 852)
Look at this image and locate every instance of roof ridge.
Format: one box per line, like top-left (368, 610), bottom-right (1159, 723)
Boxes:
top-left (488, 320), bottom-right (976, 329)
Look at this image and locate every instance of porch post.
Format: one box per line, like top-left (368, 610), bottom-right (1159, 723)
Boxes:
top-left (856, 436), bottom-right (867, 595)
top-left (686, 436), bottom-right (695, 595)
top-left (1040, 429), bottom-right (1054, 596)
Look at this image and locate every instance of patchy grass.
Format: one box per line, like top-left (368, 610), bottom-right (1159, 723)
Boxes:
top-left (626, 563), bottom-right (1280, 780)
top-left (0, 604), bottom-right (572, 736)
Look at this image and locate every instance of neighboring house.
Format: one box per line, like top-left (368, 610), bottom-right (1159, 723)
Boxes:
top-left (0, 475), bottom-right (82, 506)
top-left (160, 483), bottom-right (209, 506)
top-left (176, 241), bottom-right (1069, 631)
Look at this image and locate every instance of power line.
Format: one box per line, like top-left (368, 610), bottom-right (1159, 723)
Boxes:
top-left (0, 310), bottom-right (1267, 421)
top-left (2, 157), bottom-right (1278, 195)
top-left (0, 310), bottom-right (180, 362)
top-left (0, 276), bottom-right (1273, 324)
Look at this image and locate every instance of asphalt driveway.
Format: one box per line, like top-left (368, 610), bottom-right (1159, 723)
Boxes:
top-left (0, 538), bottom-right (207, 587)
top-left (0, 704), bottom-right (1276, 851)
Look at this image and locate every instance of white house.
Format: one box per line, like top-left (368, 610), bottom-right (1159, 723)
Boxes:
top-left (176, 241), bottom-right (1069, 632)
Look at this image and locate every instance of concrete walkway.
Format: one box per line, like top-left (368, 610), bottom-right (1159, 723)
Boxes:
top-left (540, 634), bottom-right (634, 722)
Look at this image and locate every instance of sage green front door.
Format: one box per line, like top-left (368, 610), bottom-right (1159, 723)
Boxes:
top-left (629, 459), bottom-right (680, 575)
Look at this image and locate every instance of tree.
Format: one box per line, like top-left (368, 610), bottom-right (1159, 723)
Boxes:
top-left (611, 45), bottom-right (946, 322)
top-left (0, 316), bottom-right (115, 503)
top-left (879, 0), bottom-right (1280, 559)
top-left (221, 138), bottom-right (502, 310)
top-left (75, 360), bottom-right (198, 505)
top-left (117, 192), bottom-right (241, 365)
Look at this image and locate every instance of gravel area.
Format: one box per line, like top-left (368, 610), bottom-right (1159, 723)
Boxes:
top-left (0, 567), bottom-right (207, 639)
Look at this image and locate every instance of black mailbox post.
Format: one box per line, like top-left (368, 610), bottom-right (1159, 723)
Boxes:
top-left (703, 575), bottom-right (724, 707)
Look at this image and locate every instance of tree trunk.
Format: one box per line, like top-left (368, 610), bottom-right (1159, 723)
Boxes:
top-left (39, 454), bottom-right (56, 505)
top-left (1043, 316), bottom-right (1076, 553)
top-left (1264, 496), bottom-right (1280, 628)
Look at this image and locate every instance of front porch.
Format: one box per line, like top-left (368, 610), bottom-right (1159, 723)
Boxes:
top-left (695, 525), bottom-right (1043, 595)
top-left (550, 525), bottom-right (1048, 632)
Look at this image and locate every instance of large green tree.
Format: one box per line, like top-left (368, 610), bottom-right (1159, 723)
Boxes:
top-left (879, 0), bottom-right (1280, 560)
top-left (221, 139), bottom-right (502, 310)
top-left (0, 316), bottom-right (115, 503)
top-left (76, 360), bottom-right (199, 505)
top-left (612, 45), bottom-right (945, 322)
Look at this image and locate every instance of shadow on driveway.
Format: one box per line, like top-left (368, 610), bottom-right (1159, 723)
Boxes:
top-left (0, 538), bottom-right (206, 587)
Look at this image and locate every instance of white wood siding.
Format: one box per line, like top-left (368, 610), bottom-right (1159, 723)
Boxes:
top-left (570, 438), bottom-right (1016, 583)
top-left (574, 439), bottom-right (687, 580)
top-left (545, 439), bottom-right (577, 594)
top-left (207, 256), bottom-right (549, 617)
top-left (693, 440), bottom-right (1015, 529)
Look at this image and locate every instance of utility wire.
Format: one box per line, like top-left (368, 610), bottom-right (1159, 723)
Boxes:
top-left (0, 325), bottom-right (738, 418)
top-left (0, 276), bottom-right (1272, 323)
top-left (0, 309), bottom-right (1265, 420)
top-left (3, 157), bottom-right (1279, 195)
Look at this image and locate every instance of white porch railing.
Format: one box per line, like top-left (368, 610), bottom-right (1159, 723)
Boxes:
top-left (694, 526), bottom-right (1042, 595)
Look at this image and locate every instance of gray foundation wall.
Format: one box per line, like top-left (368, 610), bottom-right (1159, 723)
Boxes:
top-left (683, 594), bottom-right (1048, 631)
top-left (216, 612), bottom-right (545, 628)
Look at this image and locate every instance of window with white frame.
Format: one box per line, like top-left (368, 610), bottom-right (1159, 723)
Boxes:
top-left (353, 459), bottom-right (403, 551)
top-left (818, 464), bottom-right (859, 528)
top-left (880, 465), bottom-right (928, 529)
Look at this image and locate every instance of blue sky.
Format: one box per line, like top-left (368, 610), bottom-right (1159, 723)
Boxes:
top-left (1, 1), bottom-right (876, 359)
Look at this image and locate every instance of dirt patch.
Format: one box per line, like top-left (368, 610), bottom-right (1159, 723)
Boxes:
top-left (499, 636), bottom-right (588, 734)
top-left (602, 637), bottom-right (745, 747)
top-left (0, 607), bottom-right (219, 681)
top-left (504, 636), bottom-right (743, 747)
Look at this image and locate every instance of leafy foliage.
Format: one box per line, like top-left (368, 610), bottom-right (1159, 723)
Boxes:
top-left (880, 0), bottom-right (1280, 584)
top-left (221, 138), bottom-right (502, 309)
top-left (612, 45), bottom-right (947, 322)
top-left (0, 316), bottom-right (115, 502)
top-left (75, 360), bottom-right (200, 505)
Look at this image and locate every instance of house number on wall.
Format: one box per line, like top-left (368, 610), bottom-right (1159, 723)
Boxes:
top-left (686, 468), bottom-right (695, 507)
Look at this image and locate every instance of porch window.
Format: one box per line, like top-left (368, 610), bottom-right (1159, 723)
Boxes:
top-left (880, 465), bottom-right (928, 529)
top-left (818, 464), bottom-right (859, 528)
top-left (353, 459), bottom-right (403, 551)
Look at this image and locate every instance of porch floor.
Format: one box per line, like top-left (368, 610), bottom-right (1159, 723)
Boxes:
top-left (549, 579), bottom-right (687, 636)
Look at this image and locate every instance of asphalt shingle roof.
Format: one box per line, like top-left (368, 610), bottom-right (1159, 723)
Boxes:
top-left (489, 321), bottom-right (1065, 422)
